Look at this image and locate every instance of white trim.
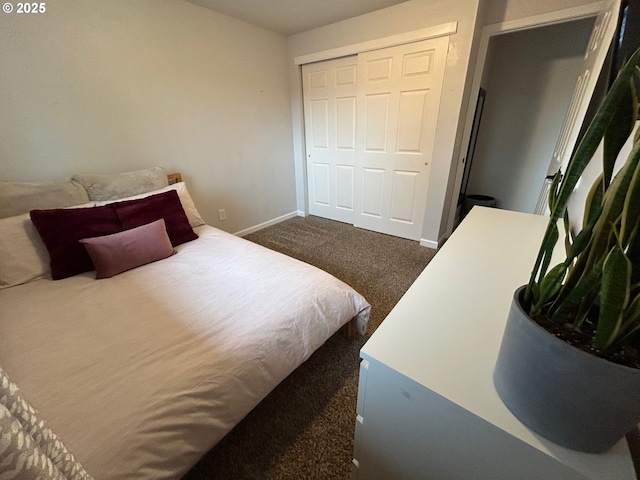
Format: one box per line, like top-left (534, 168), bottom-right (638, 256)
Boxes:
top-left (444, 1), bottom-right (604, 238)
top-left (421, 232), bottom-right (448, 249)
top-left (234, 211), bottom-right (300, 237)
top-left (484, 2), bottom-right (604, 35)
top-left (239, 208), bottom-right (440, 247)
top-left (420, 238), bottom-right (439, 250)
top-left (293, 21), bottom-right (458, 66)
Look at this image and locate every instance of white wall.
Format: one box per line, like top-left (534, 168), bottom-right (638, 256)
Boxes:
top-left (288, 0), bottom-right (482, 247)
top-left (0, 0), bottom-right (295, 234)
top-left (466, 18), bottom-right (593, 213)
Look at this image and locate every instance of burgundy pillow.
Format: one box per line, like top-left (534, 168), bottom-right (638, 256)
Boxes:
top-left (30, 205), bottom-right (122, 280)
top-left (112, 190), bottom-right (197, 246)
top-left (79, 219), bottom-right (175, 279)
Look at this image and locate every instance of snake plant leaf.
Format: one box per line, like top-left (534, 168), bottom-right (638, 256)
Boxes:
top-left (585, 138), bottom-right (640, 273)
top-left (550, 253), bottom-right (605, 325)
top-left (549, 147), bottom-right (640, 322)
top-left (538, 225), bottom-right (559, 287)
top-left (583, 173), bottom-right (604, 228)
top-left (531, 281), bottom-right (541, 308)
top-left (563, 209), bottom-right (573, 260)
top-left (603, 77), bottom-right (638, 190)
top-left (566, 223), bottom-right (593, 261)
top-left (557, 221), bottom-right (592, 285)
top-left (620, 150), bottom-right (640, 245)
top-left (548, 170), bottom-right (562, 213)
top-left (627, 218), bottom-right (640, 286)
top-left (619, 294), bottom-right (640, 342)
top-left (531, 263), bottom-right (567, 315)
top-left (594, 244), bottom-right (631, 350)
top-left (551, 212), bottom-right (599, 313)
top-left (525, 49), bottom-right (640, 306)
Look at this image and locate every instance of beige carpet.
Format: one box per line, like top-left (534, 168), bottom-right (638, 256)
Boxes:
top-left (184, 215), bottom-right (437, 479)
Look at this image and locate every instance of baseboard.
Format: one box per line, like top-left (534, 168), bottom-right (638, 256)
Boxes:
top-left (420, 233), bottom-right (447, 250)
top-left (239, 212), bottom-right (443, 248)
top-left (234, 211), bottom-right (303, 237)
top-left (420, 238), bottom-right (439, 249)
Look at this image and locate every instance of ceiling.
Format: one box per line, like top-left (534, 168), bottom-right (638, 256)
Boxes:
top-left (188, 0), bottom-right (410, 36)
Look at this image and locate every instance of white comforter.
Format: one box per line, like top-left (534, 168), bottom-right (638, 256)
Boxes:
top-left (0, 225), bottom-right (370, 479)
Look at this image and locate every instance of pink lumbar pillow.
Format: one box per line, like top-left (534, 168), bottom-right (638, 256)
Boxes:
top-left (79, 219), bottom-right (175, 279)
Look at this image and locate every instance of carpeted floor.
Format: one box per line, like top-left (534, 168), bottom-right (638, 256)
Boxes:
top-left (183, 215), bottom-right (437, 480)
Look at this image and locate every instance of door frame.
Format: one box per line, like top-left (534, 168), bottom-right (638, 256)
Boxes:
top-left (444, 1), bottom-right (605, 236)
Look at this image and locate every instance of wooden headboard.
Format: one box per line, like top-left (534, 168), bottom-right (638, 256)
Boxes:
top-left (167, 173), bottom-right (182, 185)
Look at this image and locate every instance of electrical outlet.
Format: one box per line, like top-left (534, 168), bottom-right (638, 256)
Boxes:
top-left (218, 209), bottom-right (226, 221)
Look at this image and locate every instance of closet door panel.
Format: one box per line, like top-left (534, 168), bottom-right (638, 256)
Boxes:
top-left (303, 56), bottom-right (357, 224)
top-left (355, 36), bottom-right (449, 240)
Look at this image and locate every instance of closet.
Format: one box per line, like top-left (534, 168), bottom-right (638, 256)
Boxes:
top-left (302, 36), bottom-right (448, 241)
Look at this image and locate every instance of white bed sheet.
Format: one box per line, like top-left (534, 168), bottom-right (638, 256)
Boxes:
top-left (0, 225), bottom-right (370, 479)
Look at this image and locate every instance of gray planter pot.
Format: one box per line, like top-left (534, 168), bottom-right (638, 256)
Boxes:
top-left (494, 286), bottom-right (640, 453)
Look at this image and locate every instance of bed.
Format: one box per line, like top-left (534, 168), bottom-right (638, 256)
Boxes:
top-left (0, 169), bottom-right (370, 479)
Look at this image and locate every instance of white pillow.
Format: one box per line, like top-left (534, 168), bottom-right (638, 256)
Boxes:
top-left (0, 213), bottom-right (51, 288)
top-left (72, 167), bottom-right (168, 201)
top-left (0, 202), bottom-right (96, 289)
top-left (0, 179), bottom-right (90, 219)
top-left (95, 182), bottom-right (205, 228)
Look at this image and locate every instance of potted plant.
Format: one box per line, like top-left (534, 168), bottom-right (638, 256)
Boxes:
top-left (493, 48), bottom-right (640, 453)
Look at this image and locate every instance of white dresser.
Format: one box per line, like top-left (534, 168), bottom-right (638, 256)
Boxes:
top-left (352, 207), bottom-right (636, 480)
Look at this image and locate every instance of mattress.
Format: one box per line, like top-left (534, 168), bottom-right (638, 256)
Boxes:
top-left (0, 225), bottom-right (370, 479)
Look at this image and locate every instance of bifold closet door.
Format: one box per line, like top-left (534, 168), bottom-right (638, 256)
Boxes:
top-left (354, 37), bottom-right (449, 240)
top-left (303, 56), bottom-right (358, 224)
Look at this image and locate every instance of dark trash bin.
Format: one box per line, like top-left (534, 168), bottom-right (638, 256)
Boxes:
top-left (463, 194), bottom-right (496, 218)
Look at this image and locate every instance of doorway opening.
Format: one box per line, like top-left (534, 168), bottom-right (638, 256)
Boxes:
top-left (446, 2), bottom-right (618, 235)
top-left (460, 17), bottom-right (595, 219)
